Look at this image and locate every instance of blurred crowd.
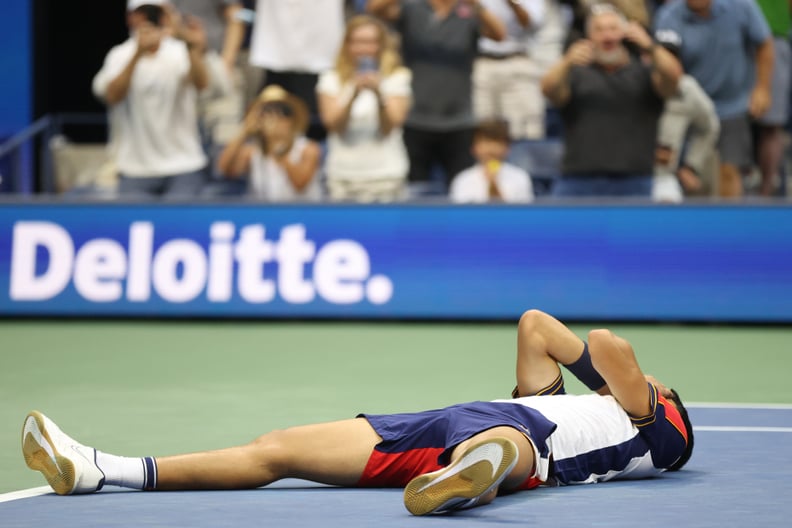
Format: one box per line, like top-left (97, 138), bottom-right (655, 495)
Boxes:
top-left (86, 0), bottom-right (792, 203)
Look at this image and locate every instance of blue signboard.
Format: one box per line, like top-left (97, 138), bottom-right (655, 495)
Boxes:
top-left (1, 202), bottom-right (791, 321)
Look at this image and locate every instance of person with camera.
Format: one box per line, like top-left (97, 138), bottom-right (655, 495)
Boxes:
top-left (540, 3), bottom-right (681, 198)
top-left (317, 15), bottom-right (413, 202)
top-left (217, 86), bottom-right (322, 201)
top-left (92, 0), bottom-right (210, 199)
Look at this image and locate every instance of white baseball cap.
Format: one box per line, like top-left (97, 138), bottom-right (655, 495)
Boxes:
top-left (127, 0), bottom-right (165, 10)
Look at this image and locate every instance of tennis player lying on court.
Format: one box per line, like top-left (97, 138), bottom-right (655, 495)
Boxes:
top-left (22, 309), bottom-right (693, 516)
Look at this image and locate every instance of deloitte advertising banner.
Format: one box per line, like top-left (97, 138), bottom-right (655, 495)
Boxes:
top-left (1, 203), bottom-right (791, 321)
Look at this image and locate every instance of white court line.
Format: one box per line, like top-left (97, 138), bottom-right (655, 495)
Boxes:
top-left (695, 426), bottom-right (792, 433)
top-left (688, 402), bottom-right (792, 410)
top-left (0, 486), bottom-right (51, 504)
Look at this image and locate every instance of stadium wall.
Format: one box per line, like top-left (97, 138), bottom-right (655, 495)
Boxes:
top-left (1, 201), bottom-right (791, 322)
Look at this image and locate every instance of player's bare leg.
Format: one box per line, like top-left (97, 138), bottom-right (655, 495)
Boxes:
top-left (155, 418), bottom-right (381, 490)
top-left (23, 411), bottom-right (381, 495)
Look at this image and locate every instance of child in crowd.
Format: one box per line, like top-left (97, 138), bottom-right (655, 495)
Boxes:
top-left (218, 85), bottom-right (322, 201)
top-left (449, 120), bottom-right (534, 203)
top-left (317, 15), bottom-right (412, 202)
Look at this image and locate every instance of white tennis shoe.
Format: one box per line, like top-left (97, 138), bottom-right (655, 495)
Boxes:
top-left (403, 437), bottom-right (519, 516)
top-left (21, 410), bottom-right (105, 495)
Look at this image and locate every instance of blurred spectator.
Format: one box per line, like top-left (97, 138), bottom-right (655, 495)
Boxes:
top-left (754, 0), bottom-right (790, 196)
top-left (473, 0), bottom-right (547, 140)
top-left (218, 86), bottom-right (322, 201)
top-left (249, 0), bottom-right (347, 141)
top-left (651, 25), bottom-right (720, 203)
top-left (449, 119), bottom-right (534, 202)
top-left (530, 0), bottom-right (572, 139)
top-left (167, 0), bottom-right (244, 72)
top-left (236, 0), bottom-right (264, 111)
top-left (367, 0), bottom-right (507, 192)
top-left (317, 15), bottom-right (412, 202)
top-left (652, 75), bottom-right (720, 202)
top-left (532, 0), bottom-right (572, 75)
top-left (654, 0), bottom-right (774, 198)
top-left (541, 3), bottom-right (681, 197)
top-left (92, 0), bottom-right (209, 199)
top-left (165, 1), bottom-right (246, 145)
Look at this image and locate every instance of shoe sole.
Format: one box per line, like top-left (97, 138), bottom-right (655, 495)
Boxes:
top-left (21, 411), bottom-right (76, 495)
top-left (403, 437), bottom-right (518, 516)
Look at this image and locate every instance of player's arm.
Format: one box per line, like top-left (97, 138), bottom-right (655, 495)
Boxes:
top-left (515, 310), bottom-right (606, 397)
top-left (587, 329), bottom-right (651, 417)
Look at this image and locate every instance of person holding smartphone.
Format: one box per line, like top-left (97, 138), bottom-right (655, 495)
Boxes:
top-left (317, 15), bottom-right (413, 202)
top-left (540, 3), bottom-right (682, 198)
top-left (92, 0), bottom-right (210, 199)
top-left (218, 85), bottom-right (322, 201)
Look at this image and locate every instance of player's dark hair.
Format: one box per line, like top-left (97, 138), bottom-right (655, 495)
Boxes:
top-left (666, 388), bottom-right (694, 471)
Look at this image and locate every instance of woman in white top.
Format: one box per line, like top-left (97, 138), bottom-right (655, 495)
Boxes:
top-left (317, 15), bottom-right (412, 203)
top-left (218, 85), bottom-right (322, 201)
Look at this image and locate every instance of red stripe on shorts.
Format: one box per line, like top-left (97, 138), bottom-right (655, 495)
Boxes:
top-left (357, 447), bottom-right (445, 487)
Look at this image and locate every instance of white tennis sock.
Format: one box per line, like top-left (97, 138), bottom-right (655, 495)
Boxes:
top-left (95, 451), bottom-right (158, 490)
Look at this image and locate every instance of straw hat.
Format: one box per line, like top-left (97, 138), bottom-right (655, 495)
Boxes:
top-left (256, 85), bottom-right (310, 134)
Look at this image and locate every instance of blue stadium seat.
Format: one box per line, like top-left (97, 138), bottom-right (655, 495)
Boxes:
top-left (508, 139), bottom-right (563, 197)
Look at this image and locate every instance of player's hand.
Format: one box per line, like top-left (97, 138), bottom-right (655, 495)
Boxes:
top-left (748, 85), bottom-right (771, 119)
top-left (645, 375), bottom-right (673, 398)
top-left (565, 40), bottom-right (594, 67)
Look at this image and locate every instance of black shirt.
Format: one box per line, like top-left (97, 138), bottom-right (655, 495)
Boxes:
top-left (561, 57), bottom-right (664, 176)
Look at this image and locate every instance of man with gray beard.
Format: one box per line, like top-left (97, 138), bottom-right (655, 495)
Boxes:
top-left (541, 3), bottom-right (681, 198)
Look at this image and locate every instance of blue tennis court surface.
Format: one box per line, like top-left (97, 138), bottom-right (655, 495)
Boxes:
top-left (2, 405), bottom-right (790, 528)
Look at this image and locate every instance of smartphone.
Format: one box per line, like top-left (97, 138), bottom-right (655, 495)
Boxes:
top-left (621, 37), bottom-right (643, 57)
top-left (357, 56), bottom-right (378, 74)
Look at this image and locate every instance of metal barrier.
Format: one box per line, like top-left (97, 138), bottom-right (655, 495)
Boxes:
top-left (0, 113), bottom-right (107, 194)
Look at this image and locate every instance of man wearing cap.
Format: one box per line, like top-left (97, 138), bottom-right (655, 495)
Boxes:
top-left (654, 0), bottom-right (774, 198)
top-left (92, 0), bottom-right (210, 198)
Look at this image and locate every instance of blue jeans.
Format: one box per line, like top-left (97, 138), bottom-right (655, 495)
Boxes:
top-left (118, 169), bottom-right (207, 199)
top-left (552, 173), bottom-right (653, 198)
